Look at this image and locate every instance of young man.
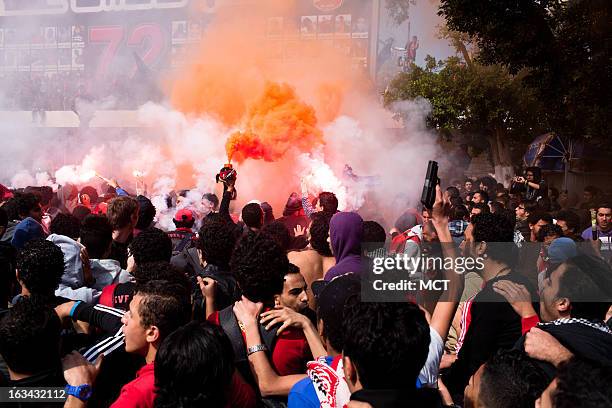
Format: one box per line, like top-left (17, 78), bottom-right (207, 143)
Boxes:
top-left (0, 297), bottom-right (64, 387)
top-left (241, 202), bottom-right (264, 233)
top-left (324, 212), bottom-right (363, 281)
top-left (58, 280), bottom-right (191, 408)
top-left (445, 213), bottom-right (536, 400)
top-left (99, 227), bottom-right (173, 310)
top-left (554, 210), bottom-right (584, 242)
top-left (167, 208), bottom-right (197, 253)
top-left (494, 255), bottom-right (612, 377)
top-left (527, 212), bottom-right (553, 243)
top-left (277, 193), bottom-right (310, 243)
top-left (288, 212), bottom-right (335, 309)
top-left (274, 263), bottom-right (309, 313)
top-left (471, 191), bottom-right (489, 205)
top-left (343, 301), bottom-right (441, 407)
top-left (14, 239), bottom-right (66, 306)
top-left (463, 350), bottom-right (549, 408)
top-left (581, 203), bottom-right (611, 259)
top-left (208, 232), bottom-right (310, 384)
top-left (171, 215), bottom-right (240, 319)
top-left (106, 196), bottom-right (139, 269)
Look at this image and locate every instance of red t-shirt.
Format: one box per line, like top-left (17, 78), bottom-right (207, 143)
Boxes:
top-left (208, 310), bottom-right (311, 376)
top-left (109, 361), bottom-right (256, 408)
top-left (111, 362), bottom-right (155, 408)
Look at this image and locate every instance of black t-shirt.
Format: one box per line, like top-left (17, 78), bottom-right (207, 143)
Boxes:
top-left (446, 272), bottom-right (537, 397)
top-left (109, 239), bottom-right (130, 269)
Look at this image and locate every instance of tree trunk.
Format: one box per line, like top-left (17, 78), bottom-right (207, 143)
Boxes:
top-left (488, 129), bottom-right (515, 187)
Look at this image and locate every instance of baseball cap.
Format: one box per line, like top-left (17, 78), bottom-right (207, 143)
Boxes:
top-left (314, 273), bottom-right (361, 329)
top-left (174, 208), bottom-right (194, 223)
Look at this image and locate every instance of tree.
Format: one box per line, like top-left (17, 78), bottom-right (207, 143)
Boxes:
top-left (439, 0), bottom-right (611, 149)
top-left (383, 56), bottom-right (547, 181)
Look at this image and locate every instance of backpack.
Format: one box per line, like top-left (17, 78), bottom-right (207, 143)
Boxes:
top-left (218, 306), bottom-right (287, 407)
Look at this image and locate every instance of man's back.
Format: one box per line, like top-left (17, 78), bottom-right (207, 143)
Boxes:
top-left (446, 273), bottom-right (535, 396)
top-left (288, 249), bottom-right (335, 309)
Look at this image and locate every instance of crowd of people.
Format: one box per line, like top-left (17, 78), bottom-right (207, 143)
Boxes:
top-left (0, 164), bottom-right (611, 408)
top-left (0, 71), bottom-right (149, 120)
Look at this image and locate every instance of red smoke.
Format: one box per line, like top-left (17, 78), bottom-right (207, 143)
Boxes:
top-left (225, 82), bottom-right (323, 163)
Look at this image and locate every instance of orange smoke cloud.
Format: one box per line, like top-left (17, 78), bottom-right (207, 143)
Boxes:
top-left (226, 82), bottom-right (323, 163)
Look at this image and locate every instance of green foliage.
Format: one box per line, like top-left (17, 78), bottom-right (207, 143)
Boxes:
top-left (383, 56), bottom-right (546, 151)
top-left (439, 0), bottom-right (611, 146)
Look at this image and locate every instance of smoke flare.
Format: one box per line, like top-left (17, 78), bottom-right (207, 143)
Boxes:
top-left (225, 82), bottom-right (324, 163)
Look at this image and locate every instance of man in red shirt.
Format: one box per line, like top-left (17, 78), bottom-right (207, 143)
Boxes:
top-left (61, 280), bottom-right (191, 408)
top-left (208, 232), bottom-right (311, 387)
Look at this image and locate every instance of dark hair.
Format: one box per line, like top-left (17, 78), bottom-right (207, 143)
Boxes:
top-left (316, 192), bottom-right (338, 214)
top-left (536, 223), bottom-right (563, 242)
top-left (479, 349), bottom-right (549, 408)
top-left (80, 215), bottom-right (113, 259)
top-left (79, 186), bottom-right (99, 205)
top-left (598, 202), bottom-right (612, 212)
top-left (1, 197), bottom-right (19, 221)
top-left (230, 232), bottom-right (288, 303)
top-left (527, 212), bottom-right (553, 226)
top-left (241, 203), bottom-right (263, 229)
top-left (310, 212), bottom-right (333, 257)
top-left (0, 297), bottom-right (61, 375)
top-left (473, 190), bottom-right (489, 203)
top-left (451, 205), bottom-right (469, 221)
top-left (446, 186), bottom-right (461, 199)
top-left (198, 217), bottom-right (238, 269)
top-left (343, 302), bottom-right (429, 389)
top-left (553, 255), bottom-right (612, 321)
top-left (202, 193), bottom-right (219, 210)
top-left (135, 280), bottom-right (191, 341)
top-left (154, 321), bottom-right (234, 408)
top-left (549, 187), bottom-right (559, 199)
top-left (16, 193), bottom-right (40, 218)
top-left (450, 196), bottom-right (464, 208)
top-left (583, 185), bottom-right (598, 195)
top-left (129, 228), bottom-right (173, 266)
top-left (479, 176), bottom-right (497, 192)
top-left (135, 195), bottom-right (156, 230)
top-left (260, 202), bottom-right (275, 226)
top-left (520, 199), bottom-right (538, 215)
top-left (262, 220), bottom-right (291, 252)
top-left (472, 203), bottom-right (490, 214)
top-left (0, 208), bottom-right (8, 230)
top-left (25, 186), bottom-right (53, 207)
top-left (488, 201), bottom-right (504, 214)
top-left (553, 357), bottom-right (612, 408)
top-left (362, 221), bottom-right (386, 246)
top-left (133, 261), bottom-right (190, 288)
top-left (525, 166), bottom-right (542, 182)
top-left (49, 213), bottom-right (81, 240)
top-left (72, 205), bottom-right (92, 222)
top-left (471, 213), bottom-right (516, 265)
top-left (555, 210), bottom-right (580, 234)
top-left (107, 196), bottom-right (139, 230)
top-left (16, 239), bottom-right (64, 296)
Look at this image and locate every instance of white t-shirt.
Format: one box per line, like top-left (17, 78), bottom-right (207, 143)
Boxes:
top-left (419, 326), bottom-right (444, 387)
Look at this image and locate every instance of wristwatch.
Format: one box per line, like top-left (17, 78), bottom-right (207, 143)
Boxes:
top-left (65, 384), bottom-right (93, 401)
top-left (247, 344), bottom-right (268, 356)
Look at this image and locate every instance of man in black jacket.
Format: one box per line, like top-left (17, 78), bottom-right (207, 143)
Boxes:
top-left (445, 213), bottom-right (536, 400)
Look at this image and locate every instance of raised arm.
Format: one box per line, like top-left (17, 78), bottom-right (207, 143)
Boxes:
top-left (429, 185), bottom-right (464, 341)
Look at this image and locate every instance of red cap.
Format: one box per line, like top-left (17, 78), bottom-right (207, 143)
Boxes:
top-left (174, 208), bottom-right (194, 223)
